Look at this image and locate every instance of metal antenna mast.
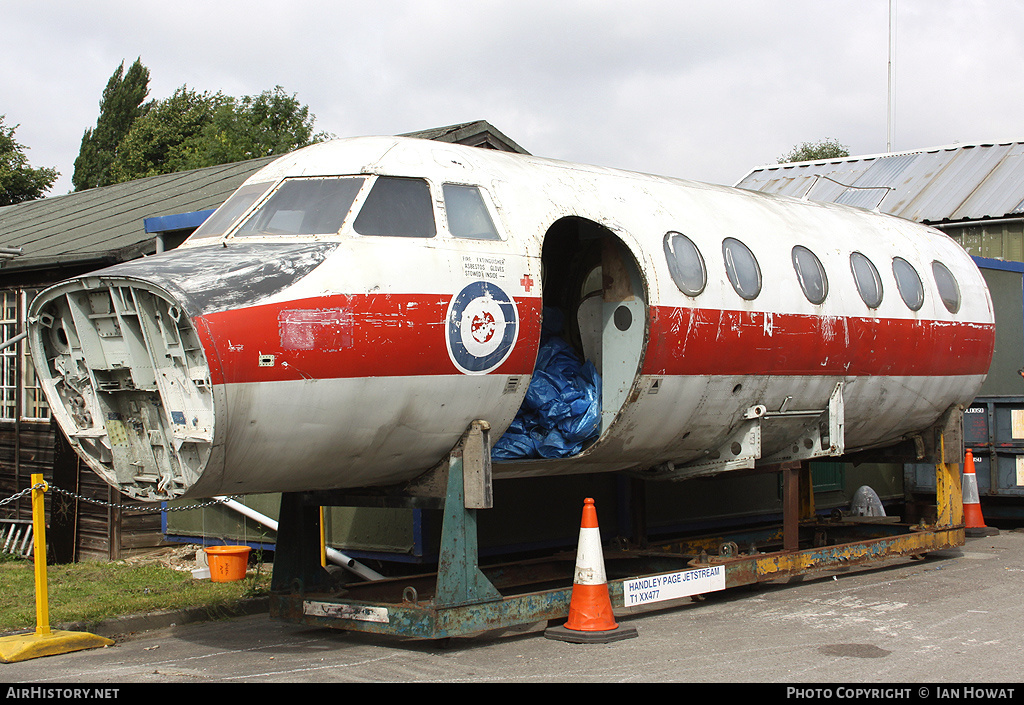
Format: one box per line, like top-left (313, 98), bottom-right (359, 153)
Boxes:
top-left (887, 0), bottom-right (897, 152)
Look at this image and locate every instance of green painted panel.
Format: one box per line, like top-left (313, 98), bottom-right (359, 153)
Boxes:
top-left (166, 496), bottom-right (416, 555)
top-left (166, 463), bottom-right (906, 560)
top-left (977, 267), bottom-right (1024, 397)
top-left (810, 461), bottom-right (844, 492)
top-left (951, 224), bottom-right (1024, 262)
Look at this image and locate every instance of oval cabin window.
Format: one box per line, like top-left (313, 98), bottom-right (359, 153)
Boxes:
top-left (722, 238), bottom-right (761, 300)
top-left (663, 231), bottom-right (706, 297)
top-left (850, 252), bottom-right (883, 309)
top-left (932, 261), bottom-right (961, 314)
top-left (792, 245), bottom-right (828, 305)
top-left (892, 257), bottom-right (924, 311)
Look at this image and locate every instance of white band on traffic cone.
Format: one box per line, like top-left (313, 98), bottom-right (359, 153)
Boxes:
top-left (573, 526), bottom-right (607, 586)
top-left (963, 474), bottom-right (981, 505)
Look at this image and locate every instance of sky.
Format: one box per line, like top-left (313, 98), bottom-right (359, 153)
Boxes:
top-left (5, 1), bottom-right (1024, 198)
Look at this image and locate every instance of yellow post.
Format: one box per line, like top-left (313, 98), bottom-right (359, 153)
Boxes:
top-left (31, 474), bottom-right (50, 637)
top-left (320, 506), bottom-right (327, 567)
top-left (0, 475), bottom-right (114, 663)
top-left (799, 462), bottom-right (815, 521)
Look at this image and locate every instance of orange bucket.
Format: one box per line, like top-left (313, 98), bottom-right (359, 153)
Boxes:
top-left (204, 545), bottom-right (251, 582)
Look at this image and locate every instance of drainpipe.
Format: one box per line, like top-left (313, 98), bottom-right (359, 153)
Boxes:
top-left (213, 496), bottom-right (386, 582)
top-left (932, 217), bottom-right (1024, 230)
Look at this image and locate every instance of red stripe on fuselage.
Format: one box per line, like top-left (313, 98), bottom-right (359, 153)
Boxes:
top-left (192, 296), bottom-right (994, 385)
top-left (643, 306), bottom-right (995, 378)
top-left (195, 293), bottom-right (543, 385)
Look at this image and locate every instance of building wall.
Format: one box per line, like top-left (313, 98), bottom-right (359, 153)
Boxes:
top-left (950, 222), bottom-right (1024, 262)
top-left (1, 282), bottom-right (169, 561)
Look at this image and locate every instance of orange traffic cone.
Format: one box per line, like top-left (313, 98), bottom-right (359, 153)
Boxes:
top-left (545, 498), bottom-right (638, 643)
top-left (963, 449), bottom-right (998, 537)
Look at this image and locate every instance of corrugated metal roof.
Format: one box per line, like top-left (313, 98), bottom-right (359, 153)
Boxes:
top-left (734, 141), bottom-right (1024, 225)
top-left (0, 158), bottom-right (275, 272)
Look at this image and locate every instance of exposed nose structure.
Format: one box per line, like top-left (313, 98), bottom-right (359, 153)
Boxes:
top-left (29, 275), bottom-right (214, 501)
top-left (28, 239), bottom-right (339, 501)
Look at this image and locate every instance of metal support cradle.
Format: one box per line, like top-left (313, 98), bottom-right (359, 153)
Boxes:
top-left (268, 410), bottom-right (968, 640)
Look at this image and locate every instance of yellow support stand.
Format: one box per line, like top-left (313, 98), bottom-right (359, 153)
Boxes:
top-left (320, 506), bottom-right (327, 567)
top-left (0, 474), bottom-right (113, 663)
top-left (935, 435), bottom-right (965, 530)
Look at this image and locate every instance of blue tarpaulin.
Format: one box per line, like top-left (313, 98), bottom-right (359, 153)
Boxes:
top-left (492, 309), bottom-right (601, 460)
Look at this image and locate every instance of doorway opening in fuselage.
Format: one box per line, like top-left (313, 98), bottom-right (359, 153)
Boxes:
top-left (491, 216), bottom-right (647, 461)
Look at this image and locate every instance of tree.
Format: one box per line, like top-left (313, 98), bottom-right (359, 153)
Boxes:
top-left (108, 86), bottom-right (228, 182)
top-left (0, 116), bottom-right (59, 206)
top-left (72, 58), bottom-right (151, 191)
top-left (194, 86), bottom-right (330, 167)
top-left (108, 85), bottom-right (330, 183)
top-left (778, 138), bottom-right (850, 164)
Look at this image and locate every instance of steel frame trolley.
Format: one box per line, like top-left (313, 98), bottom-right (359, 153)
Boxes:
top-left (269, 412), bottom-right (967, 640)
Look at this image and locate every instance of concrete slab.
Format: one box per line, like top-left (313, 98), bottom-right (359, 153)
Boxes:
top-left (2, 531), bottom-right (1022, 686)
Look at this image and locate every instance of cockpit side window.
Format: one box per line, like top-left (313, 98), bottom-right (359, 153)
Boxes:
top-left (443, 184), bottom-right (501, 240)
top-left (353, 176), bottom-right (436, 238)
top-left (234, 177), bottom-right (365, 237)
top-left (189, 181), bottom-right (275, 240)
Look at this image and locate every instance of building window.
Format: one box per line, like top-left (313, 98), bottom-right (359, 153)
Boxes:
top-left (1, 289), bottom-right (49, 422)
top-left (1, 291), bottom-right (16, 420)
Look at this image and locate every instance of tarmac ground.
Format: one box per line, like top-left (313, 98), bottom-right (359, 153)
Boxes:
top-left (1, 527), bottom-right (1022, 692)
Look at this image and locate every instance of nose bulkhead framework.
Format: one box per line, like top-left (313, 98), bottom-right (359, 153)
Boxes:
top-left (29, 278), bottom-right (214, 501)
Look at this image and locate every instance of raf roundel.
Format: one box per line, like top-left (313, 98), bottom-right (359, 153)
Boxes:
top-left (446, 281), bottom-right (519, 375)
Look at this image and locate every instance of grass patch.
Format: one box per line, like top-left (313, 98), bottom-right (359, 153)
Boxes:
top-left (0, 556), bottom-right (270, 633)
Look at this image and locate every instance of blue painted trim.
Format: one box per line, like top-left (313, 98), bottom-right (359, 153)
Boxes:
top-left (972, 255), bottom-right (1024, 273)
top-left (411, 507), bottom-right (425, 558)
top-left (144, 209), bottom-right (215, 234)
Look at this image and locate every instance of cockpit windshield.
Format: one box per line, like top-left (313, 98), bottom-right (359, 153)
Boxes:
top-left (189, 181), bottom-right (275, 240)
top-left (353, 176), bottom-right (436, 238)
top-left (234, 176), bottom-right (367, 237)
top-left (192, 174), bottom-right (498, 242)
